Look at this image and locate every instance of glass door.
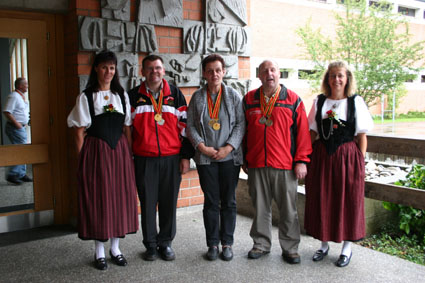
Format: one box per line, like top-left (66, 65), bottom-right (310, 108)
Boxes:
top-left (0, 17), bottom-right (53, 233)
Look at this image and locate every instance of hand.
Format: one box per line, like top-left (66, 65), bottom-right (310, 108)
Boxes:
top-left (242, 163), bottom-right (248, 174)
top-left (198, 143), bottom-right (218, 158)
top-left (15, 123), bottom-right (23, 129)
top-left (180, 159), bottom-right (190, 175)
top-left (212, 144), bottom-right (233, 161)
top-left (294, 163), bottom-right (307, 180)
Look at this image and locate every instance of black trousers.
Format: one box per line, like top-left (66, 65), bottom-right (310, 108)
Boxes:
top-left (197, 160), bottom-right (240, 247)
top-left (134, 155), bottom-right (181, 249)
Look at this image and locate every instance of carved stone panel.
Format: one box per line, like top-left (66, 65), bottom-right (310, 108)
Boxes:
top-left (138, 0), bottom-right (183, 28)
top-left (184, 21), bottom-right (251, 56)
top-left (158, 54), bottom-right (202, 87)
top-left (101, 0), bottom-right (130, 21)
top-left (116, 53), bottom-right (140, 91)
top-left (224, 79), bottom-right (251, 96)
top-left (207, 0), bottom-right (247, 26)
top-left (79, 75), bottom-right (89, 93)
top-left (183, 20), bottom-right (205, 54)
top-left (79, 16), bottom-right (158, 53)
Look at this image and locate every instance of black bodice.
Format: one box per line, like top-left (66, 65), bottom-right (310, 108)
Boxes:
top-left (315, 94), bottom-right (357, 155)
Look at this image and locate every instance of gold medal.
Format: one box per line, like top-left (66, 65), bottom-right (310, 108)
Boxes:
top-left (265, 119), bottom-right (273, 127)
top-left (104, 95), bottom-right (109, 100)
top-left (157, 119), bottom-right (165, 126)
top-left (209, 119), bottom-right (216, 127)
top-left (213, 122), bottom-right (221, 131)
top-left (259, 117), bottom-right (267, 124)
top-left (154, 113), bottom-right (162, 122)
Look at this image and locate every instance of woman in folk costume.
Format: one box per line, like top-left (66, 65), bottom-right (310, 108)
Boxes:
top-left (67, 51), bottom-right (138, 270)
top-left (304, 61), bottom-right (373, 267)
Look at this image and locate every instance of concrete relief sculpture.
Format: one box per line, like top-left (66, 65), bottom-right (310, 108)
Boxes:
top-left (79, 16), bottom-right (158, 53)
top-left (101, 0), bottom-right (130, 21)
top-left (116, 53), bottom-right (140, 90)
top-left (78, 0), bottom-right (251, 91)
top-left (184, 21), bottom-right (250, 56)
top-left (159, 54), bottom-right (201, 87)
top-left (138, 0), bottom-right (183, 27)
top-left (221, 55), bottom-right (238, 79)
top-left (224, 79), bottom-right (251, 97)
top-left (207, 0), bottom-right (247, 26)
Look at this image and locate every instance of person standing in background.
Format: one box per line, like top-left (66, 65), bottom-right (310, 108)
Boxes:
top-left (3, 77), bottom-right (32, 185)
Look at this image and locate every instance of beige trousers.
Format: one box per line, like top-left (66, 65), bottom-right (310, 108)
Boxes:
top-left (248, 167), bottom-right (300, 254)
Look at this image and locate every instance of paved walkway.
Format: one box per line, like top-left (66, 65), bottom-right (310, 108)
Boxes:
top-left (1, 206), bottom-right (424, 283)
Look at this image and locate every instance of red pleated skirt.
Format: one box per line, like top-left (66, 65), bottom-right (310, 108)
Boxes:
top-left (77, 134), bottom-right (139, 241)
top-left (304, 140), bottom-right (365, 243)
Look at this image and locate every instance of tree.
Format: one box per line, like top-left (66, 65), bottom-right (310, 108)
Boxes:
top-left (296, 0), bottom-right (423, 107)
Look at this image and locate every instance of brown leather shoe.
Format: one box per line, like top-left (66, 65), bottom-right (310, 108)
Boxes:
top-left (248, 248), bottom-right (270, 259)
top-left (282, 253), bottom-right (301, 264)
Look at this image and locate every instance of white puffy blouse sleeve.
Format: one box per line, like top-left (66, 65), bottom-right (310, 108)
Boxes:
top-left (354, 95), bottom-right (374, 135)
top-left (67, 93), bottom-right (91, 128)
top-left (67, 91), bottom-right (132, 128)
top-left (123, 91), bottom-right (132, 126)
top-left (307, 97), bottom-right (319, 133)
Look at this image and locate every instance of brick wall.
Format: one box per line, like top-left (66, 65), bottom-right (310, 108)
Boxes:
top-left (64, 0), bottom-right (251, 212)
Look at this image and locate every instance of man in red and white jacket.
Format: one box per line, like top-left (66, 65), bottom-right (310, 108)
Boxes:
top-left (129, 55), bottom-right (193, 262)
top-left (243, 60), bottom-right (312, 264)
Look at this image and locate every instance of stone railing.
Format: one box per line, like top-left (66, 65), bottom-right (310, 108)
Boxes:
top-left (366, 135), bottom-right (425, 210)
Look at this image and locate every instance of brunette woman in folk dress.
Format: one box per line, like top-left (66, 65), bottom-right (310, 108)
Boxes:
top-left (304, 61), bottom-right (373, 267)
top-left (67, 51), bottom-right (138, 270)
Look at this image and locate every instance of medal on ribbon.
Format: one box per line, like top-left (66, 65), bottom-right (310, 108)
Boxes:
top-left (148, 89), bottom-right (165, 126)
top-left (207, 87), bottom-right (222, 131)
top-left (259, 86), bottom-right (281, 126)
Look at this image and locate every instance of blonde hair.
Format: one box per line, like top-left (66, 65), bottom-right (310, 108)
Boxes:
top-left (321, 61), bottom-right (356, 97)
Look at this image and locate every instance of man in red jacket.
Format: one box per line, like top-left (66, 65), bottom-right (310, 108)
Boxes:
top-left (243, 60), bottom-right (312, 264)
top-left (129, 55), bottom-right (193, 262)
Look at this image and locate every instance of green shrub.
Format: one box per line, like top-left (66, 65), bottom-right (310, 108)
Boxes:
top-left (383, 164), bottom-right (425, 244)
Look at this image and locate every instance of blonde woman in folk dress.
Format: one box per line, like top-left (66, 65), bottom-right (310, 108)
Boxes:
top-left (67, 51), bottom-right (138, 271)
top-left (304, 61), bottom-right (373, 267)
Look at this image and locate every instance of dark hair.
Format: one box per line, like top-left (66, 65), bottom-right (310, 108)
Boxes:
top-left (85, 50), bottom-right (123, 94)
top-left (14, 77), bottom-right (26, 89)
top-left (142, 54), bottom-right (164, 69)
top-left (202, 54), bottom-right (225, 71)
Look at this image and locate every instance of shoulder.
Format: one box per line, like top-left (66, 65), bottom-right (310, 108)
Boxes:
top-left (244, 88), bottom-right (258, 100)
top-left (224, 85), bottom-right (241, 98)
top-left (128, 84), bottom-right (141, 96)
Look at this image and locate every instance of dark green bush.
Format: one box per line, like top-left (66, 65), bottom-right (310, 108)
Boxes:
top-left (383, 164), bottom-right (425, 245)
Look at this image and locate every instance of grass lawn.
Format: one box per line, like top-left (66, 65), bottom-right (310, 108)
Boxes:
top-left (373, 118), bottom-right (425, 123)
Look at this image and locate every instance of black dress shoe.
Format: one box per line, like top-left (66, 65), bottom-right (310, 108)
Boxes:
top-left (206, 246), bottom-right (219, 261)
top-left (335, 252), bottom-right (352, 267)
top-left (110, 251), bottom-right (127, 266)
top-left (282, 253), bottom-right (301, 264)
top-left (221, 246), bottom-right (233, 261)
top-left (312, 247), bottom-right (329, 262)
top-left (143, 247), bottom-right (158, 261)
top-left (20, 175), bottom-right (33, 182)
top-left (94, 255), bottom-right (107, 270)
top-left (6, 176), bottom-right (23, 185)
top-left (158, 246), bottom-right (175, 261)
top-left (248, 248), bottom-right (270, 259)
